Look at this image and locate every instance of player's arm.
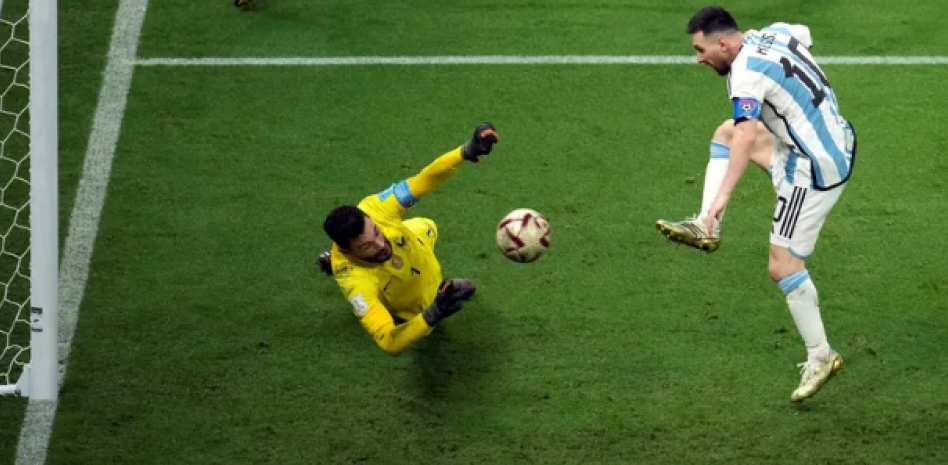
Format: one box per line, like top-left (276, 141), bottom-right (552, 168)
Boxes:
top-left (364, 123), bottom-right (499, 221)
top-left (337, 272), bottom-right (429, 356)
top-left (403, 149), bottom-right (465, 200)
top-left (338, 273), bottom-right (465, 356)
top-left (406, 122), bottom-right (498, 198)
top-left (715, 107), bottom-right (759, 202)
top-left (707, 67), bottom-right (769, 228)
top-left (723, 64), bottom-right (771, 197)
top-left (359, 302), bottom-right (433, 356)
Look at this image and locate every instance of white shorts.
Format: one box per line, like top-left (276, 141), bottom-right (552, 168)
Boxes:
top-left (768, 144), bottom-right (846, 259)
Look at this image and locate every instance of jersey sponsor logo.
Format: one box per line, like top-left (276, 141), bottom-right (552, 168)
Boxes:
top-left (349, 294), bottom-right (369, 317)
top-left (395, 236), bottom-right (407, 247)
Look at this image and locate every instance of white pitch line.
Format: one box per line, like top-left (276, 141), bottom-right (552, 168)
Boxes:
top-left (15, 0), bottom-right (149, 464)
top-left (131, 55), bottom-right (948, 67)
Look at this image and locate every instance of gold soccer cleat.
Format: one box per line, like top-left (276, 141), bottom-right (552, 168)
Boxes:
top-left (655, 216), bottom-right (721, 252)
top-left (791, 352), bottom-right (843, 402)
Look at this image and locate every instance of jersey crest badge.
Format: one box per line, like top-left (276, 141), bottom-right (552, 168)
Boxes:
top-left (391, 254), bottom-right (403, 270)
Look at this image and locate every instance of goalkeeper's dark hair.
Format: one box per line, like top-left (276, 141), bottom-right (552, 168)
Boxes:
top-left (323, 205), bottom-right (366, 250)
top-left (686, 6), bottom-right (739, 35)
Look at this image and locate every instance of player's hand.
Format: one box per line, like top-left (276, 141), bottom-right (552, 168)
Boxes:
top-left (461, 122), bottom-right (499, 163)
top-left (421, 279), bottom-right (466, 326)
top-left (706, 195), bottom-right (729, 232)
top-left (444, 279), bottom-right (476, 301)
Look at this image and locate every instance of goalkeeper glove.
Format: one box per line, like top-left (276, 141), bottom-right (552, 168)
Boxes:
top-left (422, 279), bottom-right (475, 326)
top-left (315, 250), bottom-right (333, 276)
top-left (461, 122), bottom-right (499, 163)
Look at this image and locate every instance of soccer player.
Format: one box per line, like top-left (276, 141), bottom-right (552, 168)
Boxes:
top-left (661, 6), bottom-right (857, 402)
top-left (316, 123), bottom-right (499, 356)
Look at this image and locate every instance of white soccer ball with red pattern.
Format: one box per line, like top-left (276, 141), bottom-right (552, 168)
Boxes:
top-left (496, 208), bottom-right (551, 263)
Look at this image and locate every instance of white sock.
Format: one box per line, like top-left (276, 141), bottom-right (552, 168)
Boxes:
top-left (779, 270), bottom-right (831, 364)
top-left (699, 141), bottom-right (730, 230)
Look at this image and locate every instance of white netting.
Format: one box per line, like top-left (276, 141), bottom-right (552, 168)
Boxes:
top-left (0, 1), bottom-right (32, 391)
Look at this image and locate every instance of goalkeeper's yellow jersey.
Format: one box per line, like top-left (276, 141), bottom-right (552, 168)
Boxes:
top-left (329, 148), bottom-right (465, 355)
top-left (330, 195), bottom-right (442, 321)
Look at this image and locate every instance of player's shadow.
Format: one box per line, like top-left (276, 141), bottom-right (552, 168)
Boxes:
top-left (412, 319), bottom-right (492, 398)
top-left (407, 302), bottom-right (504, 428)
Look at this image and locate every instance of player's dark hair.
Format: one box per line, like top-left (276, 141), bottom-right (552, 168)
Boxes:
top-left (686, 6), bottom-right (739, 35)
top-left (323, 205), bottom-right (366, 250)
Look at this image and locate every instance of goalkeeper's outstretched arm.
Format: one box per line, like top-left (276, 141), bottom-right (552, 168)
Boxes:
top-left (360, 306), bottom-right (433, 356)
top-left (354, 281), bottom-right (467, 356)
top-left (406, 123), bottom-right (498, 199)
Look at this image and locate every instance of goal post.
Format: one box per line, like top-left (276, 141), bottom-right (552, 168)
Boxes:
top-left (0, 0), bottom-right (59, 400)
top-left (27, 0), bottom-right (59, 401)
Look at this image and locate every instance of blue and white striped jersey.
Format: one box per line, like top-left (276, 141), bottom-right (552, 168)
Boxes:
top-left (729, 23), bottom-right (854, 190)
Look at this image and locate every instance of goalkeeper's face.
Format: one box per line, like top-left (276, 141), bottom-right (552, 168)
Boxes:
top-left (349, 217), bottom-right (393, 262)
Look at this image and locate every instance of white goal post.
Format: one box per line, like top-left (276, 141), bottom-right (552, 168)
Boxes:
top-left (0, 0), bottom-right (59, 400)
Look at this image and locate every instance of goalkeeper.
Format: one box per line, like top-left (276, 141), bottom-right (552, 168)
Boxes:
top-left (316, 123), bottom-right (499, 355)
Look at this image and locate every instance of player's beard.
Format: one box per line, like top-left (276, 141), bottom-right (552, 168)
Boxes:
top-left (711, 61), bottom-right (731, 76)
top-left (373, 240), bottom-right (393, 262)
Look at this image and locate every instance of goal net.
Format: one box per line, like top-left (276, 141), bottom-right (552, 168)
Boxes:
top-left (0, 0), bottom-right (59, 400)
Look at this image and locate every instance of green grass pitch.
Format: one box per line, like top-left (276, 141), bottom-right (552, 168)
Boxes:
top-left (3, 1), bottom-right (948, 464)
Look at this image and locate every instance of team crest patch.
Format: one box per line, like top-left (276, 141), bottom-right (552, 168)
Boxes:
top-left (349, 294), bottom-right (369, 317)
top-left (391, 254), bottom-right (403, 269)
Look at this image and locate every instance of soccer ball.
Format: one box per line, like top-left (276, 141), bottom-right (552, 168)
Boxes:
top-left (496, 208), bottom-right (551, 263)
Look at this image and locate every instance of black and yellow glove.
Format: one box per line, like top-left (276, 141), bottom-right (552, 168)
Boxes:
top-left (422, 279), bottom-right (474, 326)
top-left (461, 122), bottom-right (499, 163)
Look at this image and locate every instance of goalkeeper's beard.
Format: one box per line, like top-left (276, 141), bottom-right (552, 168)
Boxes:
top-left (372, 240), bottom-right (393, 262)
